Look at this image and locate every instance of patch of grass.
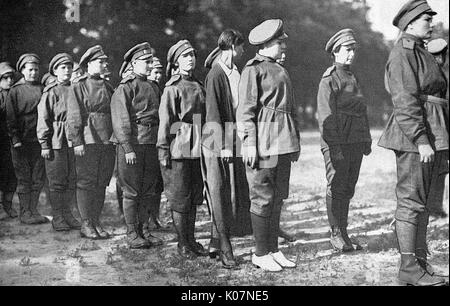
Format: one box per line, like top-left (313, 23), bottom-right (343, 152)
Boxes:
top-left (79, 240), bottom-right (101, 251)
top-left (114, 245), bottom-right (148, 263)
top-left (428, 224), bottom-right (449, 241)
top-left (53, 235), bottom-right (71, 242)
top-left (18, 256), bottom-right (37, 266)
top-left (366, 232), bottom-right (398, 252)
top-left (67, 248), bottom-right (82, 258)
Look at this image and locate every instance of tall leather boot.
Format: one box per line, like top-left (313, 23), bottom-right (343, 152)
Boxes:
top-left (149, 194), bottom-right (165, 229)
top-left (124, 198), bottom-right (149, 249)
top-left (396, 220), bottom-right (446, 286)
top-left (139, 200), bottom-right (163, 246)
top-left (1, 191), bottom-right (18, 218)
top-left (268, 203), bottom-right (282, 253)
top-left (18, 193), bottom-right (37, 224)
top-left (251, 213), bottom-right (271, 256)
top-left (116, 181), bottom-right (124, 215)
top-left (327, 197), bottom-right (352, 252)
top-left (250, 212), bottom-right (282, 272)
top-left (0, 192), bottom-right (8, 220)
top-left (326, 195), bottom-right (339, 229)
top-left (415, 212), bottom-right (448, 277)
top-left (187, 205), bottom-right (208, 256)
top-left (62, 190), bottom-right (81, 230)
top-left (171, 210), bottom-right (196, 259)
top-left (339, 199), bottom-right (362, 251)
top-left (77, 189), bottom-right (99, 239)
top-left (93, 189), bottom-right (109, 239)
top-left (29, 190), bottom-right (49, 224)
top-left (49, 191), bottom-right (70, 231)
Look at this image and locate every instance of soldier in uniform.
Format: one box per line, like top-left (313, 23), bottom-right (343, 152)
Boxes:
top-left (111, 42), bottom-right (163, 249)
top-left (37, 53), bottom-right (80, 231)
top-left (41, 72), bottom-right (56, 87)
top-left (157, 39), bottom-right (208, 259)
top-left (6, 54), bottom-right (48, 225)
top-left (0, 62), bottom-right (18, 219)
top-left (426, 38), bottom-right (448, 219)
top-left (202, 29), bottom-right (251, 269)
top-left (71, 63), bottom-right (84, 82)
top-left (275, 52), bottom-right (296, 243)
top-left (378, 0), bottom-right (448, 286)
top-left (236, 19), bottom-right (300, 272)
top-left (148, 57), bottom-right (163, 86)
top-left (114, 61), bottom-right (133, 218)
top-left (67, 45), bottom-right (115, 239)
top-left (146, 56), bottom-right (166, 230)
top-left (317, 29), bottom-right (372, 252)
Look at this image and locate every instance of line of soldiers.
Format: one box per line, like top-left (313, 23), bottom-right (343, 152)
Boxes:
top-left (0, 0), bottom-right (448, 285)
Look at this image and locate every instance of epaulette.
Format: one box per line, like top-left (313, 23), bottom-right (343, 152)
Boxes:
top-left (165, 74), bottom-right (182, 87)
top-left (245, 56), bottom-right (265, 67)
top-left (322, 65), bottom-right (336, 78)
top-left (402, 38), bottom-right (415, 50)
top-left (43, 81), bottom-right (58, 93)
top-left (120, 74), bottom-right (136, 84)
top-left (71, 73), bottom-right (88, 84)
top-left (192, 75), bottom-right (204, 87)
top-left (11, 78), bottom-right (26, 88)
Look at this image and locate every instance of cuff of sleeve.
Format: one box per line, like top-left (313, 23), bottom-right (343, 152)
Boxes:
top-left (11, 136), bottom-right (21, 145)
top-left (242, 135), bottom-right (256, 147)
top-left (40, 142), bottom-right (51, 150)
top-left (415, 134), bottom-right (430, 146)
top-left (158, 148), bottom-right (170, 161)
top-left (72, 138), bottom-right (84, 147)
top-left (122, 143), bottom-right (134, 154)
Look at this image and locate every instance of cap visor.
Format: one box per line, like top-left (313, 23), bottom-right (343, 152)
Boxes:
top-left (1, 68), bottom-right (14, 76)
top-left (341, 39), bottom-right (357, 46)
top-left (180, 47), bottom-right (195, 56)
top-left (137, 54), bottom-right (153, 60)
top-left (278, 32), bottom-right (288, 40)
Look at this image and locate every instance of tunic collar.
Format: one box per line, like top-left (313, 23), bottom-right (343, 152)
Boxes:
top-left (401, 33), bottom-right (425, 48)
top-left (255, 53), bottom-right (277, 63)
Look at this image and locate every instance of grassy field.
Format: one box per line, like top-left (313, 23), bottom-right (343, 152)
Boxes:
top-left (0, 130), bottom-right (448, 286)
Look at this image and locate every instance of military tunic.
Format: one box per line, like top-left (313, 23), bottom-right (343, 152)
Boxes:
top-left (37, 80), bottom-right (75, 193)
top-left (236, 54), bottom-right (301, 217)
top-left (378, 33), bottom-right (449, 225)
top-left (111, 73), bottom-right (163, 202)
top-left (5, 78), bottom-right (45, 194)
top-left (0, 88), bottom-right (17, 193)
top-left (317, 63), bottom-right (372, 228)
top-left (157, 74), bottom-right (205, 212)
top-left (66, 74), bottom-right (115, 191)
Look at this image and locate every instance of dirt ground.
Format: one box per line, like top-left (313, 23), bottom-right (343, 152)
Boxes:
top-left (0, 130), bottom-right (448, 286)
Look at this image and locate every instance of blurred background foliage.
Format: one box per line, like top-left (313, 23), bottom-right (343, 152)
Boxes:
top-left (0, 0), bottom-right (448, 128)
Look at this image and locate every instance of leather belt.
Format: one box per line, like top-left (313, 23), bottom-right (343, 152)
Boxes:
top-left (421, 95), bottom-right (448, 107)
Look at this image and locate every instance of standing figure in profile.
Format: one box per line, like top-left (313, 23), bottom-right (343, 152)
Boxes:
top-left (202, 29), bottom-right (252, 269)
top-left (237, 19), bottom-right (301, 272)
top-left (0, 62), bottom-right (18, 220)
top-left (157, 40), bottom-right (207, 259)
top-left (378, 0), bottom-right (448, 286)
top-left (317, 29), bottom-right (372, 253)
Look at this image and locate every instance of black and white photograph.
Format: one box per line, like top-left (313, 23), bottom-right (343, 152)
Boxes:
top-left (0, 0), bottom-right (448, 290)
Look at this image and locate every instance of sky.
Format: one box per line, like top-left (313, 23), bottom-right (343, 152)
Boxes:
top-left (366, 0), bottom-right (449, 40)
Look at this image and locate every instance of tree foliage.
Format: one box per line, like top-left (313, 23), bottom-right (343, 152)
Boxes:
top-left (1, 0), bottom-right (446, 127)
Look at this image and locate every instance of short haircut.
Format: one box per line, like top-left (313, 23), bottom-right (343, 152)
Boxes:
top-left (218, 29), bottom-right (245, 51)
